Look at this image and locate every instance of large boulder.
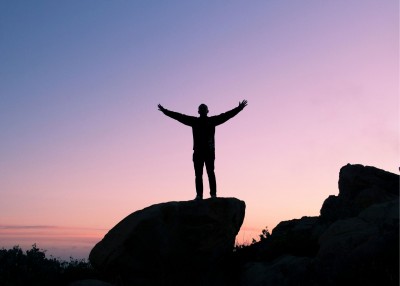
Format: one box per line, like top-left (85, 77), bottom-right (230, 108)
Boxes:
top-left (253, 216), bottom-right (327, 261)
top-left (89, 197), bottom-right (245, 286)
top-left (320, 164), bottom-right (398, 221)
top-left (237, 164), bottom-right (399, 286)
top-left (315, 199), bottom-right (399, 286)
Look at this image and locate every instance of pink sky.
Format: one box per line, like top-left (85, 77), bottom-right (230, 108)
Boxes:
top-left (0, 1), bottom-right (398, 259)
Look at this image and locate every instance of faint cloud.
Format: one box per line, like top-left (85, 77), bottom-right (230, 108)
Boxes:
top-left (0, 225), bottom-right (58, 230)
top-left (0, 225), bottom-right (107, 231)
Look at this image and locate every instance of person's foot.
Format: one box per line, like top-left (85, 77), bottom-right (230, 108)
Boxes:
top-left (195, 195), bottom-right (203, 201)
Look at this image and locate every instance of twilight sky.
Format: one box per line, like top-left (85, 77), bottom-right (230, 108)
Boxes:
top-left (1, 0), bottom-right (398, 259)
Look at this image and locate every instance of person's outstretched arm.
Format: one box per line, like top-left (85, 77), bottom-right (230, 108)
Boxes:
top-left (212, 100), bottom-right (248, 126)
top-left (158, 104), bottom-right (195, 126)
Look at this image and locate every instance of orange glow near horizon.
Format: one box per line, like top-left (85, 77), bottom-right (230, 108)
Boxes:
top-left (0, 226), bottom-right (107, 259)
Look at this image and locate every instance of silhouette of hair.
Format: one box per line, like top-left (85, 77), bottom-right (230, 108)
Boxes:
top-left (198, 104), bottom-right (208, 115)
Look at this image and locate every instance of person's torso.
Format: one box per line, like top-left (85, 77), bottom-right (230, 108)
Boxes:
top-left (192, 117), bottom-right (215, 151)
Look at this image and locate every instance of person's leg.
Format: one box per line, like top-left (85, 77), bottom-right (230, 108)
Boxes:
top-left (193, 152), bottom-right (204, 199)
top-left (205, 152), bottom-right (216, 197)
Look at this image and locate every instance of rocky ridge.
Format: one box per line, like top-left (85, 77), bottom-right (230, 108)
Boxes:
top-left (87, 164), bottom-right (399, 286)
top-left (238, 164), bottom-right (399, 286)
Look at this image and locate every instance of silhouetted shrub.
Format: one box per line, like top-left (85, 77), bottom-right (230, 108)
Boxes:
top-left (0, 244), bottom-right (100, 286)
top-left (234, 226), bottom-right (271, 251)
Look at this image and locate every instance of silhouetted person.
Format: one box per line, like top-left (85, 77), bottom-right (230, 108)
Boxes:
top-left (158, 100), bottom-right (248, 200)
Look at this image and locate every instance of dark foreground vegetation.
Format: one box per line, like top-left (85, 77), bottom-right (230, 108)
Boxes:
top-left (0, 234), bottom-right (267, 286)
top-left (0, 227), bottom-right (269, 286)
top-left (0, 244), bottom-right (100, 286)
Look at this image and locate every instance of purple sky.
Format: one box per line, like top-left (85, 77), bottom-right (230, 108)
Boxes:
top-left (0, 0), bottom-right (398, 259)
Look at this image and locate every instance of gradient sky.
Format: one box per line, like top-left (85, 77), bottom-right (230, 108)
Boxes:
top-left (1, 0), bottom-right (398, 259)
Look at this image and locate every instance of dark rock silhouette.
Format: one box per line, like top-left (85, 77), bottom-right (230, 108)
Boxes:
top-left (320, 164), bottom-right (398, 221)
top-left (88, 164), bottom-right (398, 286)
top-left (89, 198), bottom-right (245, 286)
top-left (239, 164), bottom-right (399, 286)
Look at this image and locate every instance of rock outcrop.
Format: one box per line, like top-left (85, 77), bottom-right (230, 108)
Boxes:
top-left (320, 164), bottom-right (398, 221)
top-left (239, 164), bottom-right (399, 286)
top-left (88, 164), bottom-right (398, 286)
top-left (89, 197), bottom-right (245, 286)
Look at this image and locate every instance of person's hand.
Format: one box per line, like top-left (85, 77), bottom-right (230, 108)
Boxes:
top-left (158, 104), bottom-right (166, 112)
top-left (238, 100), bottom-right (248, 109)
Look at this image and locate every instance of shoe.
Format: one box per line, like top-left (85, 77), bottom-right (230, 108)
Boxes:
top-left (195, 195), bottom-right (203, 201)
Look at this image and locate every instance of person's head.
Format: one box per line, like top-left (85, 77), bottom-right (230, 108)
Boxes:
top-left (198, 104), bottom-right (209, 117)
